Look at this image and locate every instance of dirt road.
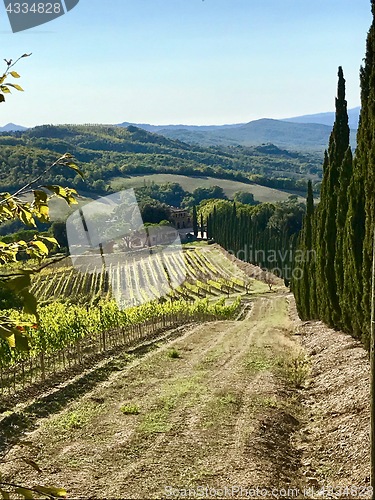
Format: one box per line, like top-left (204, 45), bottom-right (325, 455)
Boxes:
top-left (1, 292), bottom-right (371, 498)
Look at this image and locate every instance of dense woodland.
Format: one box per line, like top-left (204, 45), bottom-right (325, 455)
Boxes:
top-left (0, 124), bottom-right (321, 195)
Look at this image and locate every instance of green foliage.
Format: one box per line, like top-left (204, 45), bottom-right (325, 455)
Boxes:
top-left (206, 198), bottom-right (303, 280)
top-left (233, 191), bottom-right (257, 205)
top-left (293, 3), bottom-right (375, 349)
top-left (167, 348), bottom-right (181, 359)
top-left (0, 124), bottom-right (322, 197)
top-left (0, 297), bottom-right (241, 367)
top-left (0, 54), bottom-right (31, 104)
top-left (138, 199), bottom-right (171, 224)
top-left (192, 205), bottom-right (198, 237)
top-left (120, 404), bottom-right (140, 415)
top-left (135, 181), bottom-right (187, 207)
top-left (280, 352), bottom-right (310, 388)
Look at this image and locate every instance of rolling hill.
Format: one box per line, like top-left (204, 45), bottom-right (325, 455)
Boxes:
top-left (117, 115), bottom-right (358, 151)
top-left (282, 106), bottom-right (360, 129)
top-left (0, 124), bottom-right (322, 198)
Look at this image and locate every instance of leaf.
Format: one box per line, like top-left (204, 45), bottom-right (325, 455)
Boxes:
top-left (5, 274), bottom-right (31, 292)
top-left (38, 236), bottom-right (58, 245)
top-left (0, 86), bottom-right (10, 94)
top-left (14, 487), bottom-right (34, 499)
top-left (18, 207), bottom-right (36, 227)
top-left (21, 457), bottom-right (42, 473)
top-left (0, 95), bottom-right (4, 103)
top-left (21, 53), bottom-right (32, 58)
top-left (0, 324), bottom-right (16, 347)
top-left (15, 332), bottom-right (29, 352)
top-left (66, 162), bottom-right (84, 179)
top-left (43, 185), bottom-right (67, 197)
top-left (30, 240), bottom-right (49, 255)
top-left (33, 190), bottom-right (48, 203)
top-left (33, 190), bottom-right (49, 221)
top-left (5, 333), bottom-right (15, 349)
top-left (43, 185), bottom-right (78, 206)
top-left (10, 71), bottom-right (20, 78)
top-left (0, 490), bottom-right (10, 500)
top-left (34, 486), bottom-right (67, 498)
top-left (20, 290), bottom-right (38, 317)
top-left (7, 83), bottom-right (23, 92)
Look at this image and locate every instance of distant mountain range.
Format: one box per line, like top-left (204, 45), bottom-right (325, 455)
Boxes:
top-left (116, 107), bottom-right (360, 151)
top-left (282, 106), bottom-right (360, 129)
top-left (1, 107), bottom-right (360, 151)
top-left (0, 123), bottom-right (27, 132)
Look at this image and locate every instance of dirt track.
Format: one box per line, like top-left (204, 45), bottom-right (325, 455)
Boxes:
top-left (1, 292), bottom-right (371, 499)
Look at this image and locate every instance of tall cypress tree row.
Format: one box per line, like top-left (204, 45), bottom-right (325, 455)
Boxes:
top-left (315, 150), bottom-right (330, 320)
top-left (297, 181), bottom-right (315, 319)
top-left (323, 67), bottom-right (350, 326)
top-left (307, 68), bottom-right (350, 327)
top-left (341, 167), bottom-right (365, 338)
top-left (335, 147), bottom-right (353, 329)
top-left (293, 1), bottom-right (375, 348)
top-left (359, 0), bottom-right (375, 341)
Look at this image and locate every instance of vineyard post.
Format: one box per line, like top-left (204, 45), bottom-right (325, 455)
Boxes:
top-left (40, 352), bottom-right (45, 381)
top-left (371, 224), bottom-right (375, 494)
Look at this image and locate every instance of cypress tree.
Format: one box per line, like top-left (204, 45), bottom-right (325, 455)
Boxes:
top-left (200, 213), bottom-right (204, 239)
top-left (293, 180), bottom-right (314, 319)
top-left (315, 67), bottom-right (350, 327)
top-left (315, 150), bottom-right (329, 320)
top-left (342, 168), bottom-right (365, 337)
top-left (335, 147), bottom-right (353, 329)
top-left (358, 0), bottom-right (375, 342)
top-left (192, 206), bottom-right (198, 237)
top-left (303, 180), bottom-right (315, 318)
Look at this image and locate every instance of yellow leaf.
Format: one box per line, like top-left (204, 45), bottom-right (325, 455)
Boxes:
top-left (14, 487), bottom-right (34, 499)
top-left (10, 71), bottom-right (20, 78)
top-left (30, 240), bottom-right (49, 255)
top-left (35, 485), bottom-right (67, 498)
top-left (0, 488), bottom-right (11, 499)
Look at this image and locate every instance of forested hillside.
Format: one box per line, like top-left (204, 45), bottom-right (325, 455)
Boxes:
top-left (0, 124), bottom-right (321, 195)
top-left (293, 0), bottom-right (375, 349)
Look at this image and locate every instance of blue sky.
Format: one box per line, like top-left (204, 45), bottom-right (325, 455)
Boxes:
top-left (0, 0), bottom-right (372, 126)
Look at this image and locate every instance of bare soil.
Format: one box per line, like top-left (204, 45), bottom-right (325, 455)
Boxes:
top-left (0, 293), bottom-right (372, 499)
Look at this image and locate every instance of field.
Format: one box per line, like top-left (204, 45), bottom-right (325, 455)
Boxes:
top-left (0, 245), bottom-right (369, 498)
top-left (0, 245), bottom-right (275, 399)
top-left (110, 173), bottom-right (305, 203)
top-left (30, 245), bottom-right (270, 306)
top-left (44, 173), bottom-right (304, 222)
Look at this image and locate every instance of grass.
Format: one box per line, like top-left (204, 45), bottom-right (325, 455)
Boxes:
top-left (120, 404), bottom-right (140, 415)
top-left (244, 348), bottom-right (275, 373)
top-left (280, 351), bottom-right (310, 388)
top-left (47, 403), bottom-right (102, 433)
top-left (218, 391), bottom-right (239, 407)
top-left (110, 173), bottom-right (303, 203)
top-left (138, 409), bottom-right (173, 434)
top-left (167, 348), bottom-right (181, 359)
top-left (138, 375), bottom-right (205, 435)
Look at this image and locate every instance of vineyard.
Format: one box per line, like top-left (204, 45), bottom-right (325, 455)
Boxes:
top-left (0, 246), bottom-right (270, 399)
top-left (30, 246), bottom-right (265, 305)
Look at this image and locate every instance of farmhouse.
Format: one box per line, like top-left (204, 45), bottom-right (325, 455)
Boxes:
top-left (169, 207), bottom-right (192, 229)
